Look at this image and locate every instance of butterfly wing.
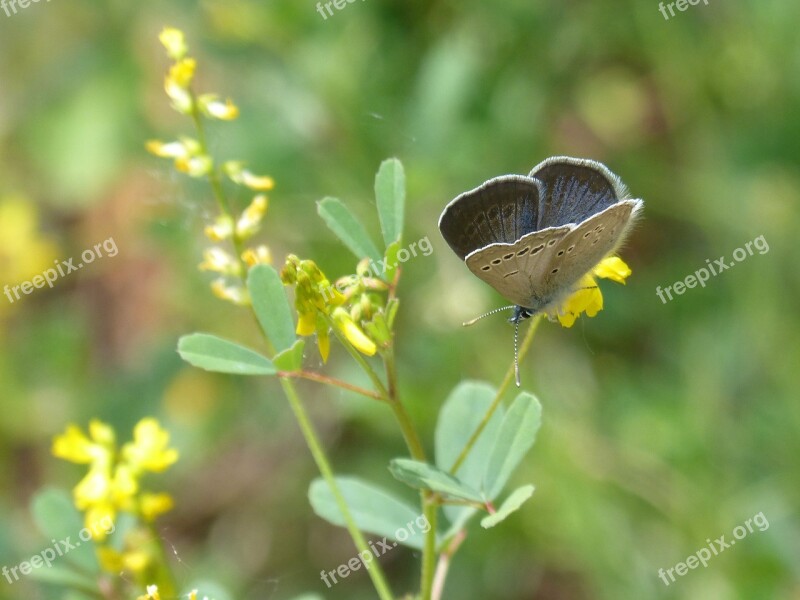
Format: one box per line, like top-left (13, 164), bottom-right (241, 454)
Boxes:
top-left (530, 156), bottom-right (630, 229)
top-left (539, 199), bottom-right (644, 298)
top-left (438, 176), bottom-right (542, 260)
top-left (464, 226), bottom-right (572, 308)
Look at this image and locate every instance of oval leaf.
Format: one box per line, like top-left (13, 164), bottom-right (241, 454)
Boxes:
top-left (309, 476), bottom-right (433, 550)
top-left (273, 339), bottom-right (305, 372)
top-left (317, 197), bottom-right (382, 265)
top-left (481, 484), bottom-right (535, 529)
top-left (375, 158), bottom-right (405, 246)
top-left (483, 391), bottom-right (542, 499)
top-left (31, 487), bottom-right (99, 573)
top-left (178, 333), bottom-right (276, 375)
top-left (247, 264), bottom-right (296, 352)
top-left (389, 458), bottom-right (483, 502)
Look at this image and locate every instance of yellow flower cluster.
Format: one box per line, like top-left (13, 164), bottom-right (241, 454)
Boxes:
top-left (52, 418), bottom-right (178, 540)
top-left (280, 255), bottom-right (387, 361)
top-left (550, 256), bottom-right (632, 327)
top-left (145, 27), bottom-right (275, 306)
top-left (137, 585), bottom-right (211, 600)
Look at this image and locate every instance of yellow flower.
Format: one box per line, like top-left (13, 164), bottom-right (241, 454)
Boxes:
top-left (333, 308), bottom-right (377, 356)
top-left (210, 279), bottom-right (250, 305)
top-left (241, 245), bottom-right (272, 267)
top-left (223, 161), bottom-right (275, 191)
top-left (122, 418), bottom-right (179, 474)
top-left (137, 584), bottom-right (161, 600)
top-left (199, 247), bottom-right (241, 276)
top-left (164, 58), bottom-right (196, 114)
top-left (140, 492), bottom-right (175, 521)
top-left (235, 194), bottom-right (268, 240)
top-left (175, 154), bottom-right (213, 177)
top-left (549, 256), bottom-right (632, 327)
top-left (204, 215), bottom-right (234, 241)
top-left (52, 419), bottom-right (115, 465)
top-left (159, 27), bottom-right (188, 60)
top-left (199, 94), bottom-right (239, 120)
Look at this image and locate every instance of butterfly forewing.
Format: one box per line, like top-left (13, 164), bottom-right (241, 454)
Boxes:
top-left (530, 157), bottom-right (629, 230)
top-left (439, 176), bottom-right (542, 260)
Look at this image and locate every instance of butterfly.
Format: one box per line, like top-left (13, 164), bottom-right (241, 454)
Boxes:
top-left (438, 156), bottom-right (643, 384)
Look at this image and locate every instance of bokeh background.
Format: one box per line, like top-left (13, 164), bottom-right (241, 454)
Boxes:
top-left (1, 0), bottom-right (799, 598)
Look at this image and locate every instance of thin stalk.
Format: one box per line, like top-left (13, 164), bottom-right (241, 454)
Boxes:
top-left (277, 370), bottom-right (383, 401)
top-left (449, 315), bottom-right (542, 474)
top-left (431, 530), bottom-right (466, 600)
top-left (281, 378), bottom-right (395, 600)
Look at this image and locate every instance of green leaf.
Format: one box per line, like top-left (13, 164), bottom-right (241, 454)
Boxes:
top-left (30, 487), bottom-right (99, 573)
top-left (178, 334), bottom-right (276, 375)
top-left (273, 339), bottom-right (305, 372)
top-left (375, 158), bottom-right (405, 246)
top-left (383, 240), bottom-right (400, 283)
top-left (435, 381), bottom-right (505, 528)
top-left (480, 484), bottom-right (535, 528)
top-left (483, 392), bottom-right (542, 499)
top-left (247, 264), bottom-right (296, 352)
top-left (389, 459), bottom-right (483, 502)
top-left (309, 477), bottom-right (433, 550)
top-left (29, 565), bottom-right (99, 590)
top-left (317, 197), bottom-right (382, 265)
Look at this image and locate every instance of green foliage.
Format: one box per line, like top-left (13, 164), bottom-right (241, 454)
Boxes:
top-left (375, 158), bottom-right (406, 247)
top-left (247, 264), bottom-right (297, 352)
top-left (317, 197), bottom-right (383, 265)
top-left (309, 477), bottom-right (432, 550)
top-left (177, 333), bottom-right (276, 375)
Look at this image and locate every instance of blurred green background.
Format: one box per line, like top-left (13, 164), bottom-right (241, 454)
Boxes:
top-left (1, 0), bottom-right (799, 598)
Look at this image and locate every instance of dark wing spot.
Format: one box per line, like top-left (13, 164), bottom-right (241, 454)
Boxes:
top-left (481, 265), bottom-right (491, 271)
top-left (531, 244), bottom-right (545, 255)
top-left (491, 258), bottom-right (502, 265)
top-left (517, 247), bottom-right (530, 256)
top-left (503, 253), bottom-right (514, 260)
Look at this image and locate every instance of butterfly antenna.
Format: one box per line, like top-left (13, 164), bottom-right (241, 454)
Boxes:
top-left (462, 305), bottom-right (516, 327)
top-left (514, 318), bottom-right (521, 387)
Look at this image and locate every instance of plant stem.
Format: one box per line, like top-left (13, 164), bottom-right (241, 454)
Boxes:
top-left (280, 378), bottom-right (395, 600)
top-left (449, 315), bottom-right (542, 474)
top-left (277, 370), bottom-right (383, 400)
top-left (431, 530), bottom-right (466, 600)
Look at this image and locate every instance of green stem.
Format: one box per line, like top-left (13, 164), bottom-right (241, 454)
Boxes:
top-left (277, 370), bottom-right (383, 400)
top-left (280, 378), bottom-right (395, 600)
top-left (449, 315), bottom-right (542, 474)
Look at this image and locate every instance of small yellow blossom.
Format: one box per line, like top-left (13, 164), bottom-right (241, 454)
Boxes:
top-left (140, 492), bottom-right (175, 521)
top-left (164, 58), bottom-right (196, 114)
top-left (122, 418), bottom-right (179, 474)
top-left (204, 215), bottom-right (234, 241)
top-left (223, 161), bottom-right (275, 191)
top-left (333, 308), bottom-right (377, 356)
top-left (175, 154), bottom-right (213, 177)
top-left (210, 278), bottom-right (250, 305)
top-left (241, 245), bottom-right (272, 267)
top-left (235, 194), bottom-right (269, 240)
top-left (199, 94), bottom-right (239, 120)
top-left (199, 247), bottom-right (241, 276)
top-left (159, 27), bottom-right (188, 60)
top-left (137, 584), bottom-right (161, 600)
top-left (549, 256), bottom-right (632, 327)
